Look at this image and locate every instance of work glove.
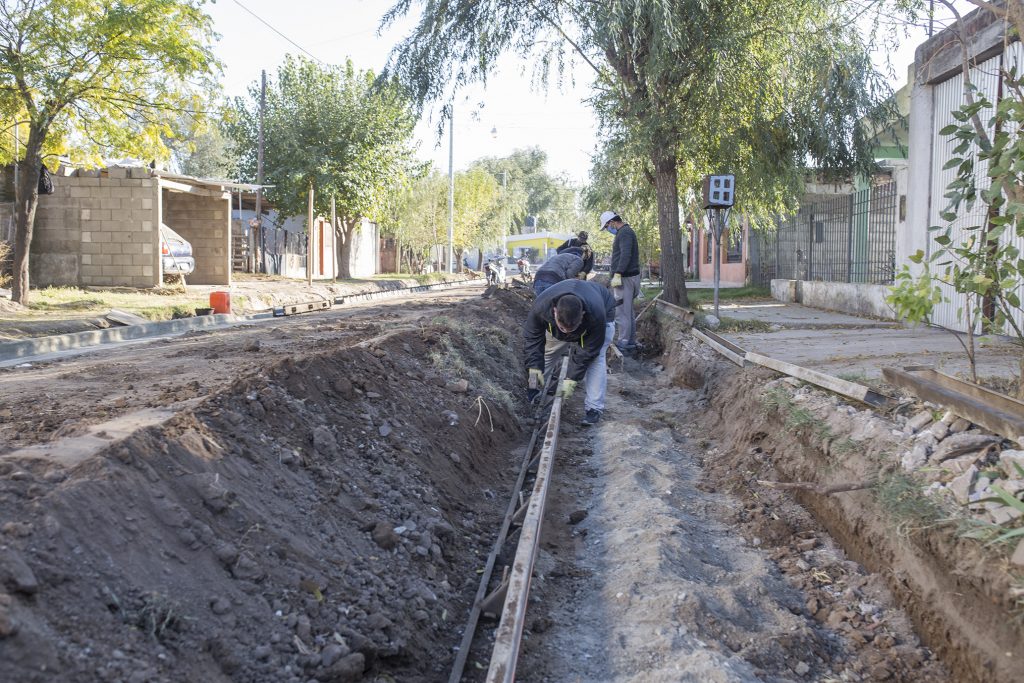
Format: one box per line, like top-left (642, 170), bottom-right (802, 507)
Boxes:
top-left (611, 273), bottom-right (622, 288)
top-left (556, 379), bottom-right (578, 399)
top-left (527, 368), bottom-right (545, 402)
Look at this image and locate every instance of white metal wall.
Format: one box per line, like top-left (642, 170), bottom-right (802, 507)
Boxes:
top-left (927, 54), bottom-right (1001, 332)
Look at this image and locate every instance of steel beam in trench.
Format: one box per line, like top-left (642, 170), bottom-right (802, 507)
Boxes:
top-left (883, 367), bottom-right (1024, 445)
top-left (484, 364), bottom-right (568, 683)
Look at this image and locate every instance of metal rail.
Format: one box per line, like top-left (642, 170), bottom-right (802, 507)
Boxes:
top-left (447, 366), bottom-right (561, 683)
top-left (485, 363), bottom-right (569, 683)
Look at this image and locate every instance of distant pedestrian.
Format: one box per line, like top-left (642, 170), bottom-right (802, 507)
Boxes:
top-left (523, 279), bottom-right (616, 426)
top-left (533, 249), bottom-right (585, 295)
top-left (556, 231), bottom-right (594, 276)
top-left (600, 211), bottom-right (641, 351)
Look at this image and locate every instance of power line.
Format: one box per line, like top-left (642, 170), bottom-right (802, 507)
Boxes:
top-left (231, 0), bottom-right (325, 65)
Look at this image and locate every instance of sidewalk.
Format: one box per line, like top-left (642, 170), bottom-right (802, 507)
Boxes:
top-left (718, 302), bottom-right (1018, 383)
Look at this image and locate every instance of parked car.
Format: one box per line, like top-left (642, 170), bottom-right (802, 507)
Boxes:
top-left (160, 224), bottom-right (195, 275)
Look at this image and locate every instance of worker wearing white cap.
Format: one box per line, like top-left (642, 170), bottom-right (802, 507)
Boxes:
top-left (600, 211), bottom-right (641, 351)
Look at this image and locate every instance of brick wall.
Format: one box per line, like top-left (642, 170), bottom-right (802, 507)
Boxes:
top-left (32, 167), bottom-right (161, 288)
top-left (162, 190), bottom-right (231, 286)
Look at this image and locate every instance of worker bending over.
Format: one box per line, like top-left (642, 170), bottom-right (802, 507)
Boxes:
top-left (523, 279), bottom-right (615, 426)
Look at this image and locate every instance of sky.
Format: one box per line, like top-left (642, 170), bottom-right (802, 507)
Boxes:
top-left (203, 0), bottom-right (979, 184)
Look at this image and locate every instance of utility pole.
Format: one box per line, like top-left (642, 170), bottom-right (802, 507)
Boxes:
top-left (307, 181), bottom-right (314, 287)
top-left (447, 105), bottom-right (455, 274)
top-left (256, 69), bottom-right (266, 274)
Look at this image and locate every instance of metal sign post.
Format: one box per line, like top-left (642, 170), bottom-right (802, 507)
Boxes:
top-left (701, 174), bottom-right (736, 320)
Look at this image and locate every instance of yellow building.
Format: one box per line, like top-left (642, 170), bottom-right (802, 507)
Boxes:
top-left (505, 231), bottom-right (572, 262)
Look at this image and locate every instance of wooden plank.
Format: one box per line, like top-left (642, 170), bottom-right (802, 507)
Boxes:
top-left (746, 351), bottom-right (892, 408)
top-left (691, 328), bottom-right (746, 367)
top-left (105, 308), bottom-right (148, 327)
top-left (655, 298), bottom-right (695, 326)
top-left (883, 367), bottom-right (1024, 444)
top-left (634, 292), bottom-right (662, 322)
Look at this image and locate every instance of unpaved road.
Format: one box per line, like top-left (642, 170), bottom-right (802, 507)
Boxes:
top-left (514, 362), bottom-right (948, 682)
top-left (0, 285), bottom-right (483, 456)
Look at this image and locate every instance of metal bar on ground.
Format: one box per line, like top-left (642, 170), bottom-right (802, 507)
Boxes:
top-left (447, 368), bottom-right (558, 683)
top-left (485, 364), bottom-right (569, 683)
top-left (635, 292), bottom-right (662, 322)
top-left (691, 328), bottom-right (747, 367)
top-left (746, 351), bottom-right (892, 408)
top-left (882, 367), bottom-right (1024, 445)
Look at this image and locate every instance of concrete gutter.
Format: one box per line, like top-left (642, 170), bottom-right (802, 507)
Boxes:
top-left (0, 278), bottom-right (482, 367)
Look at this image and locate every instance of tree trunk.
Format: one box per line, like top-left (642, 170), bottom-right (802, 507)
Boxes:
top-left (336, 218), bottom-right (356, 280)
top-left (651, 146), bottom-right (688, 307)
top-left (12, 128), bottom-right (44, 305)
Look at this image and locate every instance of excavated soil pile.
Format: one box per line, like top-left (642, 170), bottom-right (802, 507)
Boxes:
top-left (649, 313), bottom-right (1024, 683)
top-left (0, 292), bottom-right (531, 683)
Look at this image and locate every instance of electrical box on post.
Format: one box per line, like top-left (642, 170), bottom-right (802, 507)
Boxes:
top-left (702, 174), bottom-right (735, 208)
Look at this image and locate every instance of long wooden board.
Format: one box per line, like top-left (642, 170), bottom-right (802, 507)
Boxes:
top-left (747, 351), bottom-right (892, 408)
top-left (691, 328), bottom-right (747, 367)
top-left (883, 367), bottom-right (1024, 444)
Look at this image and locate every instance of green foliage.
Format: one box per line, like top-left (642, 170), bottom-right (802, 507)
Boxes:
top-left (229, 56), bottom-right (419, 227)
top-left (886, 264), bottom-right (944, 325)
top-left (874, 472), bottom-right (949, 537)
top-left (0, 0), bottom-right (220, 303)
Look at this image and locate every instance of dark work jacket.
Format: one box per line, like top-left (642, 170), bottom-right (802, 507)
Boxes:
top-left (555, 238), bottom-right (594, 274)
top-left (609, 223), bottom-right (640, 277)
top-left (535, 252), bottom-right (584, 283)
top-left (523, 279), bottom-right (616, 382)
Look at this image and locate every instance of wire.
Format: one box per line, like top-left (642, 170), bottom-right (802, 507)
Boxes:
top-left (231, 0), bottom-right (325, 65)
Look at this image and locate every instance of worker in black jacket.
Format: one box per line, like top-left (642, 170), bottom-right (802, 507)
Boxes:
top-left (600, 211), bottom-right (641, 351)
top-left (523, 279), bottom-right (616, 426)
top-left (555, 231), bottom-right (594, 276)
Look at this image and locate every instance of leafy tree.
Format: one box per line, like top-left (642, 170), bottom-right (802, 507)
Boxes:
top-left (0, 0), bottom-right (219, 304)
top-left (229, 56), bottom-right (419, 278)
top-left (382, 0), bottom-right (898, 306)
top-left (170, 109), bottom-right (237, 179)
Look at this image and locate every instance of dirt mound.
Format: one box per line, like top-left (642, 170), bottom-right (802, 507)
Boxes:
top-left (0, 297), bottom-right (532, 682)
top-left (0, 298), bottom-right (23, 313)
top-left (654, 314), bottom-right (1023, 683)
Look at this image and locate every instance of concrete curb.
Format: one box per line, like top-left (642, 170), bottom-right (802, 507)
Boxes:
top-left (0, 278), bottom-right (482, 364)
top-left (0, 312), bottom-right (267, 363)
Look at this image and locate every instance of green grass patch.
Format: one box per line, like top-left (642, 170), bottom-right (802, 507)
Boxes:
top-left (427, 315), bottom-right (516, 413)
top-left (21, 286), bottom-right (211, 320)
top-left (686, 285), bottom-right (771, 305)
top-left (371, 272), bottom-right (451, 285)
top-left (875, 472), bottom-right (950, 537)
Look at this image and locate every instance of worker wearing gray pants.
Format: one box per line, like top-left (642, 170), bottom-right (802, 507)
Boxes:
top-left (600, 211), bottom-right (641, 350)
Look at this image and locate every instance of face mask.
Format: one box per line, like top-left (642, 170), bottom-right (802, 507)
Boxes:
top-left (606, 227), bottom-right (618, 236)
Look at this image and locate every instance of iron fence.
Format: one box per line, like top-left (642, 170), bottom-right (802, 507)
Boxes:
top-left (752, 181), bottom-right (898, 288)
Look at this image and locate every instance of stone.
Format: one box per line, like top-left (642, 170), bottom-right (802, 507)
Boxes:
top-left (296, 614), bottom-right (312, 642)
top-left (1011, 539), bottom-right (1024, 567)
top-left (568, 510), bottom-right (588, 525)
top-left (254, 645), bottom-right (273, 661)
top-left (378, 422), bottom-right (392, 438)
top-left (448, 453), bottom-right (461, 464)
top-left (949, 465), bottom-right (978, 505)
top-left (794, 661), bottom-right (810, 676)
top-left (320, 643), bottom-right (348, 668)
top-left (703, 315), bottom-right (721, 330)
top-left (0, 548), bottom-right (38, 595)
top-left (0, 592), bottom-right (16, 638)
top-left (943, 453), bottom-right (986, 478)
top-left (231, 553), bottom-right (264, 582)
top-left (930, 420), bottom-right (950, 441)
top-left (1000, 450), bottom-right (1024, 478)
top-left (370, 522), bottom-right (400, 550)
top-left (312, 427), bottom-right (339, 457)
top-left (446, 379), bottom-right (470, 393)
top-left (332, 378), bottom-right (354, 399)
top-left (317, 652), bottom-right (365, 683)
top-left (989, 505), bottom-right (1023, 525)
top-left (900, 444), bottom-right (929, 471)
top-left (210, 597), bottom-right (232, 615)
top-left (905, 411), bottom-right (933, 433)
top-left (949, 418), bottom-right (971, 434)
top-left (932, 433), bottom-right (999, 463)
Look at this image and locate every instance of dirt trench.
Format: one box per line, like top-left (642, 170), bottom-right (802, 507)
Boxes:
top-left (0, 291), bottom-right (535, 683)
top-left (648, 314), bottom-right (1024, 682)
top-left (509, 352), bottom-right (949, 682)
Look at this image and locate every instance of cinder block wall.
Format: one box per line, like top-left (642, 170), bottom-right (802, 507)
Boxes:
top-left (32, 168), bottom-right (161, 288)
top-left (162, 190), bottom-right (231, 286)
